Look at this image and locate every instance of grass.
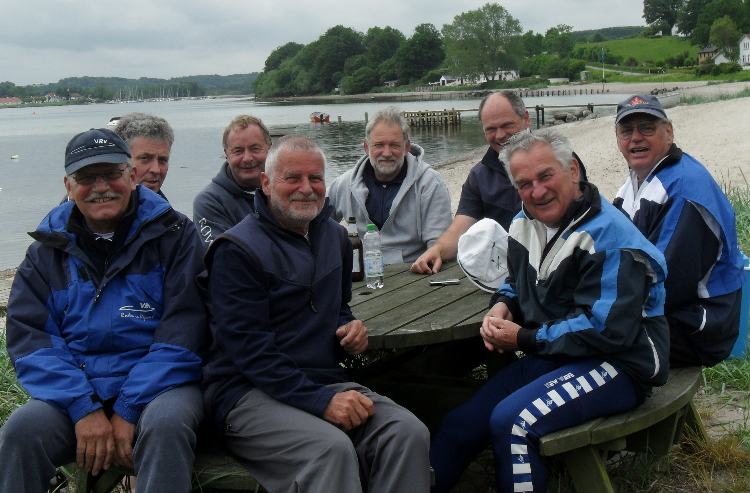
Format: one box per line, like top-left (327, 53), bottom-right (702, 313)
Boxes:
top-left (577, 36), bottom-right (699, 66)
top-left (0, 331), bottom-right (28, 424)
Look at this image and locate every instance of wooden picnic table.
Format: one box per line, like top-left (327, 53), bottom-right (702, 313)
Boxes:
top-left (350, 262), bottom-right (491, 350)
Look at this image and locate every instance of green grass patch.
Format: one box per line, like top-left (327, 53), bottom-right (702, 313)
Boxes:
top-left (0, 333), bottom-right (28, 424)
top-left (576, 36), bottom-right (698, 66)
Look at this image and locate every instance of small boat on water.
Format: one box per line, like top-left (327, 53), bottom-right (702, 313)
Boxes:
top-left (9, 155), bottom-right (19, 160)
top-left (310, 112), bottom-right (330, 123)
top-left (106, 117), bottom-right (121, 128)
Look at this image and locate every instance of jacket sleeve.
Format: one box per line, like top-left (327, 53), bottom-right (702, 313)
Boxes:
top-left (516, 249), bottom-right (655, 357)
top-left (419, 170), bottom-right (453, 248)
top-left (193, 190), bottom-right (236, 250)
top-left (113, 218), bottom-right (207, 423)
top-left (7, 249), bottom-right (103, 423)
top-left (207, 240), bottom-right (337, 418)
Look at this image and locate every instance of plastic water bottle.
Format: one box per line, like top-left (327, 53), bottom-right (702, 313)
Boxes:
top-left (363, 223), bottom-right (384, 289)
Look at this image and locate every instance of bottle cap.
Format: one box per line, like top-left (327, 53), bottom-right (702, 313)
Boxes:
top-left (347, 216), bottom-right (356, 223)
top-left (367, 223), bottom-right (377, 232)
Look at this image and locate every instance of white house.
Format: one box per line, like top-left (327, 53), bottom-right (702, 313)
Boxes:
top-left (440, 70), bottom-right (519, 86)
top-left (741, 34), bottom-right (750, 70)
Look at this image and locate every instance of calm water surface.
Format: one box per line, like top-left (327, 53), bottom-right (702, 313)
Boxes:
top-left (0, 94), bottom-right (623, 269)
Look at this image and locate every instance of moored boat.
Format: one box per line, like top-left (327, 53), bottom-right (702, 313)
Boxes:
top-left (310, 112), bottom-right (330, 123)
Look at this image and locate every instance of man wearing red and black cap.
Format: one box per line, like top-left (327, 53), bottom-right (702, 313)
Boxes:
top-left (612, 94), bottom-right (744, 367)
top-left (0, 128), bottom-right (207, 491)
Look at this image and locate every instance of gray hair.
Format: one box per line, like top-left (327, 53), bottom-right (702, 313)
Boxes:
top-left (501, 128), bottom-right (574, 187)
top-left (478, 90), bottom-right (526, 120)
top-left (264, 135), bottom-right (326, 180)
top-left (365, 106), bottom-right (410, 143)
top-left (114, 113), bottom-right (174, 147)
top-left (223, 114), bottom-right (272, 148)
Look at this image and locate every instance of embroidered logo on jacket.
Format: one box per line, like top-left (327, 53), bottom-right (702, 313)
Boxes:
top-left (119, 302), bottom-right (156, 320)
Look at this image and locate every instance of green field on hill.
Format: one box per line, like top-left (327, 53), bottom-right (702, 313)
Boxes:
top-left (577, 36), bottom-right (699, 66)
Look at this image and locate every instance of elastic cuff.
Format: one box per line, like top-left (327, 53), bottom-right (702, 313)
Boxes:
top-left (516, 328), bottom-right (538, 353)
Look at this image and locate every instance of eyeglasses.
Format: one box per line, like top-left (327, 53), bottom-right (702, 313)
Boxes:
top-left (616, 120), bottom-right (662, 139)
top-left (73, 167), bottom-right (127, 186)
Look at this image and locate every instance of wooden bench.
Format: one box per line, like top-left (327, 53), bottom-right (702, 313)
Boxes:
top-left (66, 447), bottom-right (261, 493)
top-left (539, 366), bottom-right (706, 493)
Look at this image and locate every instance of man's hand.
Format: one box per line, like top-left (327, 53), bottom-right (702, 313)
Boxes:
top-left (323, 390), bottom-right (374, 431)
top-left (336, 320), bottom-right (368, 355)
top-left (111, 414), bottom-right (136, 469)
top-left (487, 302), bottom-right (514, 322)
top-left (74, 409), bottom-right (114, 475)
top-left (411, 245), bottom-right (443, 274)
top-left (480, 315), bottom-right (521, 353)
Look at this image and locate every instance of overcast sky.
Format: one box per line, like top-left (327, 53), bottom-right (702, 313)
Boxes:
top-left (1, 0), bottom-right (646, 86)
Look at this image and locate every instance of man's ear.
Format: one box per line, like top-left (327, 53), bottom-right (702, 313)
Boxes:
top-left (569, 159), bottom-right (580, 183)
top-left (260, 171), bottom-right (270, 196)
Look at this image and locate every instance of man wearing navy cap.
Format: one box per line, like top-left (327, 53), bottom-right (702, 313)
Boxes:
top-left (612, 94), bottom-right (744, 367)
top-left (0, 128), bottom-right (207, 491)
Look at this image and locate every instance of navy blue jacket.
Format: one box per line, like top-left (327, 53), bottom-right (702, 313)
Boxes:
top-left (6, 187), bottom-right (206, 424)
top-left (202, 191), bottom-right (355, 429)
top-left (614, 145), bottom-right (744, 366)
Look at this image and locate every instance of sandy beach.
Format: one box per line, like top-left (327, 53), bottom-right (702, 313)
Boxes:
top-left (436, 81), bottom-right (750, 208)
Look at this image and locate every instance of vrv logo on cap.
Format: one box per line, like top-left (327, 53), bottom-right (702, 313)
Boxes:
top-left (93, 139), bottom-right (109, 144)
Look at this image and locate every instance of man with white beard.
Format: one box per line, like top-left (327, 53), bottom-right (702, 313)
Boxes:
top-left (327, 106), bottom-right (452, 264)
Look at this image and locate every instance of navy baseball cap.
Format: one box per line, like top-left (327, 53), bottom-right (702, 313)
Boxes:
top-left (65, 128), bottom-right (131, 175)
top-left (615, 94), bottom-right (669, 124)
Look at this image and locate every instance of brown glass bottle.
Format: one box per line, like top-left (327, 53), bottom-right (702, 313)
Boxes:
top-left (346, 217), bottom-right (364, 282)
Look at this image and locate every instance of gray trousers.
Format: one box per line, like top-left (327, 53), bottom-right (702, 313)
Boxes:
top-left (0, 385), bottom-right (203, 493)
top-left (224, 382), bottom-right (431, 493)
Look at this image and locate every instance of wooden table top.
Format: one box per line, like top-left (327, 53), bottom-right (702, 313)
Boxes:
top-left (350, 262), bottom-right (491, 350)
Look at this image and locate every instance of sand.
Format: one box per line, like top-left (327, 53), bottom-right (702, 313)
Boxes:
top-left (435, 81), bottom-right (750, 208)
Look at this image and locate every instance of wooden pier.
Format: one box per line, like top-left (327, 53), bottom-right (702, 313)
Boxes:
top-left (402, 109), bottom-right (461, 127)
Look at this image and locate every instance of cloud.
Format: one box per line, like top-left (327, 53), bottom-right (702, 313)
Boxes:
top-left (1, 0), bottom-right (644, 85)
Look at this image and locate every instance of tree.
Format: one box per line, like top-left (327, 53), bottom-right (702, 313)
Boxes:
top-left (676, 0), bottom-right (710, 36)
top-left (692, 0), bottom-right (745, 45)
top-left (521, 30), bottom-right (544, 57)
top-left (643, 0), bottom-right (686, 33)
top-left (709, 16), bottom-right (741, 58)
top-left (441, 3), bottom-right (523, 82)
top-left (264, 42), bottom-right (304, 72)
top-left (340, 66), bottom-right (379, 94)
top-left (394, 23), bottom-right (444, 83)
top-left (544, 24), bottom-right (574, 57)
top-left (364, 27), bottom-right (405, 65)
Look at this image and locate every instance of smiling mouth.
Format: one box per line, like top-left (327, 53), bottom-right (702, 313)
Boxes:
top-left (629, 146), bottom-right (649, 155)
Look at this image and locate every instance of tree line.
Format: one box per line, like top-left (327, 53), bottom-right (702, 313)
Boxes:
top-left (0, 74), bottom-right (259, 101)
top-left (256, 0), bottom-right (750, 98)
top-left (644, 0), bottom-right (750, 58)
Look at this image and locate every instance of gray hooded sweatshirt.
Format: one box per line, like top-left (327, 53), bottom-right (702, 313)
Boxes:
top-left (327, 144), bottom-right (452, 264)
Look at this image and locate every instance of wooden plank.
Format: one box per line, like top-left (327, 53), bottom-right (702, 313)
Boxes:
top-left (349, 265), bottom-right (429, 308)
top-left (540, 367), bottom-right (702, 456)
top-left (352, 264), bottom-right (464, 319)
top-left (364, 279), bottom-right (479, 348)
top-left (589, 367), bottom-right (700, 445)
top-left (380, 291), bottom-right (491, 348)
top-left (540, 418), bottom-right (605, 457)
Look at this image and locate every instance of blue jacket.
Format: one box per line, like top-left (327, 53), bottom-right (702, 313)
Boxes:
top-left (6, 187), bottom-right (206, 424)
top-left (202, 191), bottom-right (355, 429)
top-left (496, 183), bottom-right (669, 391)
top-left (614, 145), bottom-right (743, 366)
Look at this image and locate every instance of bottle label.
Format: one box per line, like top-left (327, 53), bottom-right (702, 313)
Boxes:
top-left (352, 248), bottom-right (361, 273)
top-left (365, 255), bottom-right (384, 276)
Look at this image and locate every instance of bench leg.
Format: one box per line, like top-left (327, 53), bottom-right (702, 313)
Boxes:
top-left (560, 446), bottom-right (614, 493)
top-left (680, 400), bottom-right (708, 451)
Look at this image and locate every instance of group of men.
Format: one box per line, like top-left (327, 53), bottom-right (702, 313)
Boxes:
top-left (0, 89), bottom-right (743, 493)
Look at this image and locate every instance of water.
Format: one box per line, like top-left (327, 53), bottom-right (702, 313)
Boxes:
top-left (363, 227), bottom-right (384, 290)
top-left (0, 93), bottom-right (625, 269)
